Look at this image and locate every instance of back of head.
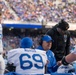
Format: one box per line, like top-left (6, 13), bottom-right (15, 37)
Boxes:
top-left (57, 19), bottom-right (69, 31)
top-left (20, 37), bottom-right (33, 48)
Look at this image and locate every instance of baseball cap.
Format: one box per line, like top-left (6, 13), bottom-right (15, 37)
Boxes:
top-left (57, 19), bottom-right (69, 31)
top-left (20, 37), bottom-right (33, 48)
top-left (42, 35), bottom-right (53, 42)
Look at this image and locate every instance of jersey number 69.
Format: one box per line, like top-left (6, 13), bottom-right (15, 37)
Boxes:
top-left (19, 53), bottom-right (44, 70)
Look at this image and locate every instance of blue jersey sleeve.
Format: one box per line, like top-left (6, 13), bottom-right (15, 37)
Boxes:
top-left (47, 50), bottom-right (58, 73)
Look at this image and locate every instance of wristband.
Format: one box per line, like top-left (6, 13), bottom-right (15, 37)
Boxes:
top-left (62, 56), bottom-right (69, 65)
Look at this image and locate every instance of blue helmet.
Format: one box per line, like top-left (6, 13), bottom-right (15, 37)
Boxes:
top-left (20, 37), bottom-right (33, 48)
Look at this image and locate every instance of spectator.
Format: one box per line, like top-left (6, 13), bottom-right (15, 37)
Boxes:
top-left (46, 19), bottom-right (70, 62)
top-left (36, 35), bottom-right (61, 74)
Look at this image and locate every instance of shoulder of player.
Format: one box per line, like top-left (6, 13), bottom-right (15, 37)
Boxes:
top-left (35, 49), bottom-right (46, 53)
top-left (7, 48), bottom-right (22, 55)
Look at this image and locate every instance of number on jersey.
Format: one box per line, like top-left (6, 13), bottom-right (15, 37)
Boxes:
top-left (19, 53), bottom-right (44, 70)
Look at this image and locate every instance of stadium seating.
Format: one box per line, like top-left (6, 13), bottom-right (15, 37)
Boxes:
top-left (1, 0), bottom-right (76, 23)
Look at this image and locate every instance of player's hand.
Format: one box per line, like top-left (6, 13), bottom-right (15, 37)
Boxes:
top-left (57, 61), bottom-right (62, 66)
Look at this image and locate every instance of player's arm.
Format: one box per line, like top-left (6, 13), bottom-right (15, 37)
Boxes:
top-left (62, 46), bottom-right (76, 65)
top-left (62, 53), bottom-right (76, 65)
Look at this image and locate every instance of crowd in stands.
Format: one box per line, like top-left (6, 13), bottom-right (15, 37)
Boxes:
top-left (0, 0), bottom-right (15, 20)
top-left (0, 0), bottom-right (76, 23)
top-left (2, 34), bottom-right (76, 52)
top-left (2, 35), bottom-right (40, 51)
top-left (3, 36), bottom-right (20, 51)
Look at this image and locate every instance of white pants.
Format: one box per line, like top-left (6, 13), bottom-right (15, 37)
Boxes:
top-left (0, 55), bottom-right (5, 75)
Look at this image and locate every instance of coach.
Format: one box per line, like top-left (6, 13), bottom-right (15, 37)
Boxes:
top-left (46, 19), bottom-right (70, 62)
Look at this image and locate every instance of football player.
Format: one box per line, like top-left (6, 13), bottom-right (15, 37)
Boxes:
top-left (6, 37), bottom-right (48, 75)
top-left (0, 13), bottom-right (5, 75)
top-left (62, 45), bottom-right (76, 65)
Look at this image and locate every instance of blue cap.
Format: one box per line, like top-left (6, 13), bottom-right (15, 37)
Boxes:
top-left (42, 35), bottom-right (53, 42)
top-left (20, 37), bottom-right (33, 48)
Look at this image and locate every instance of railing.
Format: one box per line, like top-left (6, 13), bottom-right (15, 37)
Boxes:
top-left (3, 20), bottom-right (76, 30)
